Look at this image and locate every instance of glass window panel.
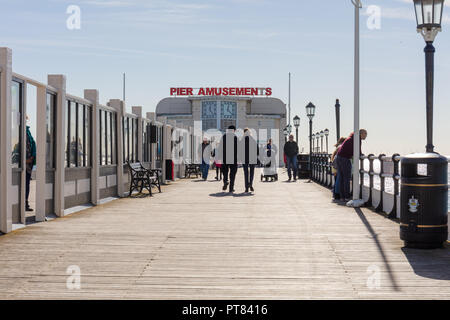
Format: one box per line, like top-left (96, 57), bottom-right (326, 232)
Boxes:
top-left (106, 112), bottom-right (111, 165)
top-left (11, 81), bottom-right (21, 168)
top-left (85, 106), bottom-right (91, 167)
top-left (134, 119), bottom-right (138, 162)
top-left (123, 118), bottom-right (129, 163)
top-left (78, 104), bottom-right (85, 167)
top-left (111, 113), bottom-right (116, 164)
top-left (423, 0), bottom-right (433, 24)
top-left (46, 93), bottom-right (55, 169)
top-left (220, 101), bottom-right (237, 131)
top-left (65, 101), bottom-right (70, 167)
top-left (99, 110), bottom-right (103, 165)
top-left (69, 102), bottom-right (77, 167)
top-left (101, 110), bottom-right (106, 165)
top-left (434, 1), bottom-right (443, 24)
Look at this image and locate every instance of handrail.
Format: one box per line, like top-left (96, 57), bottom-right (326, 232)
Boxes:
top-left (310, 152), bottom-right (403, 218)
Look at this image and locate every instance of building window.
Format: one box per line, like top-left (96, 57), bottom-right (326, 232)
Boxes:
top-left (46, 93), bottom-right (56, 169)
top-left (99, 109), bottom-right (116, 166)
top-left (220, 101), bottom-right (237, 130)
top-left (66, 101), bottom-right (91, 168)
top-left (202, 101), bottom-right (217, 131)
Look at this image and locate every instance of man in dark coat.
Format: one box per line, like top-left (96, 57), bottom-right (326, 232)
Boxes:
top-left (283, 134), bottom-right (299, 181)
top-left (242, 128), bottom-right (258, 193)
top-left (219, 125), bottom-right (238, 193)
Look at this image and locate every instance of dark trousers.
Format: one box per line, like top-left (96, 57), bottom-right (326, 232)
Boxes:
top-left (243, 164), bottom-right (255, 189)
top-left (26, 171), bottom-right (31, 206)
top-left (223, 164), bottom-right (237, 191)
top-left (335, 155), bottom-right (352, 200)
top-left (216, 166), bottom-right (222, 180)
top-left (286, 156), bottom-right (298, 179)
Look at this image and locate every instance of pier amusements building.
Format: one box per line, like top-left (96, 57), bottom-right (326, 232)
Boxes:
top-left (155, 88), bottom-right (287, 165)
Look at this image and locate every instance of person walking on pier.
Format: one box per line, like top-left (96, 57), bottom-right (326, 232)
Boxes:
top-left (220, 125), bottom-right (238, 193)
top-left (334, 129), bottom-right (367, 201)
top-left (284, 134), bottom-right (299, 182)
top-left (331, 137), bottom-right (346, 201)
top-left (25, 118), bottom-right (36, 212)
top-left (242, 128), bottom-right (258, 193)
top-left (199, 138), bottom-right (211, 181)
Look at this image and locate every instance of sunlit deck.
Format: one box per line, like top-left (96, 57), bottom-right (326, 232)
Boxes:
top-left (0, 170), bottom-right (449, 300)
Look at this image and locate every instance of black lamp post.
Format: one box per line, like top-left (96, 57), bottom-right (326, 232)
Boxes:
top-left (324, 128), bottom-right (330, 154)
top-left (306, 102), bottom-right (316, 180)
top-left (320, 130), bottom-right (324, 153)
top-left (316, 132), bottom-right (320, 153)
top-left (283, 127), bottom-right (289, 142)
top-left (399, 0), bottom-right (448, 249)
top-left (306, 103), bottom-right (316, 155)
top-left (335, 99), bottom-right (341, 142)
top-left (293, 115), bottom-right (300, 143)
top-left (414, 0), bottom-right (444, 153)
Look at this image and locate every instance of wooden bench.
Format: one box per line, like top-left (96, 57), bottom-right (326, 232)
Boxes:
top-left (126, 161), bottom-right (162, 196)
top-left (185, 160), bottom-right (201, 178)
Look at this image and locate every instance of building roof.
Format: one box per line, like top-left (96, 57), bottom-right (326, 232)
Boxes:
top-left (155, 97), bottom-right (286, 116)
top-left (156, 97), bottom-right (191, 115)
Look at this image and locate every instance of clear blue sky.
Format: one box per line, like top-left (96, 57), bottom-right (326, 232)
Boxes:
top-left (1, 0), bottom-right (449, 156)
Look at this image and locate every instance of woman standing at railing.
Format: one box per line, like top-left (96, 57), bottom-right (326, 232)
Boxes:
top-left (331, 137), bottom-right (346, 201)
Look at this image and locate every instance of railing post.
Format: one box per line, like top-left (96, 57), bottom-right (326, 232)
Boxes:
top-left (109, 99), bottom-right (125, 197)
top-left (367, 154), bottom-right (374, 205)
top-left (132, 106), bottom-right (143, 162)
top-left (390, 153), bottom-right (401, 219)
top-left (48, 74), bottom-right (66, 217)
top-left (359, 155), bottom-right (364, 201)
top-left (375, 154), bottom-right (386, 212)
top-left (0, 47), bottom-right (13, 233)
top-left (84, 89), bottom-right (99, 206)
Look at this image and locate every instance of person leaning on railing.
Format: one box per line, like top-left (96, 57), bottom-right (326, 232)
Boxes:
top-left (331, 137), bottom-right (346, 201)
top-left (334, 129), bottom-right (367, 202)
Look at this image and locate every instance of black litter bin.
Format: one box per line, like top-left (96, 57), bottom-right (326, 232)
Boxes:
top-left (400, 153), bottom-right (448, 249)
top-left (297, 154), bottom-right (310, 179)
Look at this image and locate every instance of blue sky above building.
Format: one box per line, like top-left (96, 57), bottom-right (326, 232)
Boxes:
top-left (1, 0), bottom-right (449, 155)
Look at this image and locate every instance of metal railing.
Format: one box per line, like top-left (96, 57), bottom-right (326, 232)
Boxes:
top-left (310, 153), bottom-right (402, 218)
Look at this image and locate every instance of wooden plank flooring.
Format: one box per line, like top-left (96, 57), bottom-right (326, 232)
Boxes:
top-left (0, 169), bottom-right (449, 299)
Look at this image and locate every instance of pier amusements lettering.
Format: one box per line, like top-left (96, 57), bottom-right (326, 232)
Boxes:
top-left (170, 87), bottom-right (272, 97)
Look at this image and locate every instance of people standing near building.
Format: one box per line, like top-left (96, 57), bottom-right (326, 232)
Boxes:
top-left (199, 138), bottom-right (211, 181)
top-left (25, 118), bottom-right (36, 212)
top-left (284, 134), bottom-right (299, 182)
top-left (334, 129), bottom-right (367, 201)
top-left (220, 125), bottom-right (238, 193)
top-left (331, 137), bottom-right (346, 201)
top-left (242, 128), bottom-right (258, 193)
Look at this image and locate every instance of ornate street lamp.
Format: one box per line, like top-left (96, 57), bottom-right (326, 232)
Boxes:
top-left (320, 130), bottom-right (324, 153)
top-left (311, 133), bottom-right (315, 153)
top-left (306, 102), bottom-right (316, 155)
top-left (306, 103), bottom-right (316, 181)
top-left (316, 132), bottom-right (320, 153)
top-left (414, 0), bottom-right (444, 152)
top-left (324, 128), bottom-right (330, 154)
top-left (293, 115), bottom-right (300, 143)
top-left (283, 127), bottom-right (289, 142)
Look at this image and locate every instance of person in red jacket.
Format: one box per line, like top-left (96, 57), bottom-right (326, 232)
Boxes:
top-left (334, 129), bottom-right (367, 201)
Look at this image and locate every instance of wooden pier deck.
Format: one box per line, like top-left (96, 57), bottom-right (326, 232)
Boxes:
top-left (0, 169), bottom-right (449, 300)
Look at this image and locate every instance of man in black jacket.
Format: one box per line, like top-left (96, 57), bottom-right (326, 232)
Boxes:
top-left (284, 134), bottom-right (299, 181)
top-left (242, 128), bottom-right (258, 193)
top-left (219, 125), bottom-right (238, 193)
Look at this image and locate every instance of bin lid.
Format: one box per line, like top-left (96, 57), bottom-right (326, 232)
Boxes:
top-left (402, 152), bottom-right (448, 164)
